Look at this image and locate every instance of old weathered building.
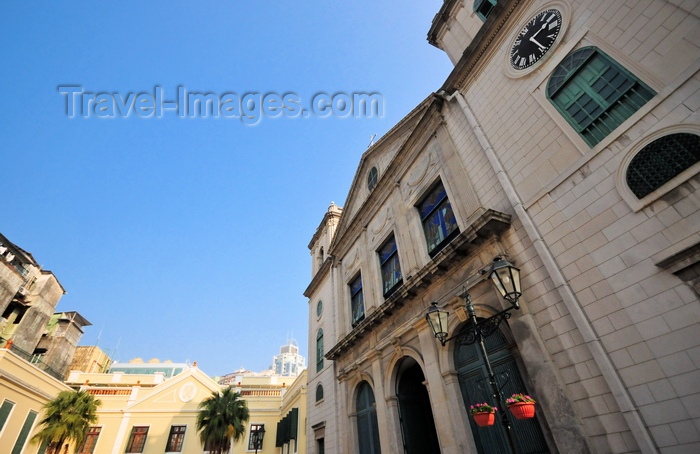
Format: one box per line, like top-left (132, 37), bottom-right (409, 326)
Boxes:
top-left (0, 233), bottom-right (91, 453)
top-left (305, 1), bottom-right (699, 453)
top-left (1, 233), bottom-right (90, 379)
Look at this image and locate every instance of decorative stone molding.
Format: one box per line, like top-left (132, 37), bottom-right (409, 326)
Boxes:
top-left (325, 209), bottom-right (511, 360)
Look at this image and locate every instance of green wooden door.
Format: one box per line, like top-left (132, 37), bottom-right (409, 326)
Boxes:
top-left (356, 381), bottom-right (381, 454)
top-left (454, 323), bottom-right (549, 454)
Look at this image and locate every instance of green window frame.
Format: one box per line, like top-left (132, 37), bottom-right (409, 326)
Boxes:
top-left (626, 133), bottom-right (700, 199)
top-left (11, 410), bottom-right (37, 454)
top-left (474, 0), bottom-right (498, 21)
top-left (547, 46), bottom-right (655, 147)
top-left (316, 328), bottom-right (324, 372)
top-left (316, 383), bottom-right (324, 402)
top-left (356, 382), bottom-right (381, 454)
top-left (0, 399), bottom-right (16, 433)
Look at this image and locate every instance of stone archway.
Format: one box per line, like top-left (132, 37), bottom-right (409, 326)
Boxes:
top-left (395, 357), bottom-right (440, 454)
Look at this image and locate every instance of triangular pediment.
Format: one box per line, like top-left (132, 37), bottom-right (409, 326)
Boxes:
top-left (331, 94), bottom-right (443, 254)
top-left (123, 368), bottom-right (221, 413)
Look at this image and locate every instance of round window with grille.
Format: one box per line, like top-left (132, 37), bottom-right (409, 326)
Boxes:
top-left (626, 133), bottom-right (700, 199)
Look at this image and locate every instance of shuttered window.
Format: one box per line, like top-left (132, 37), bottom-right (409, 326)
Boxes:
top-left (11, 410), bottom-right (38, 454)
top-left (0, 400), bottom-right (16, 432)
top-left (547, 47), bottom-right (654, 147)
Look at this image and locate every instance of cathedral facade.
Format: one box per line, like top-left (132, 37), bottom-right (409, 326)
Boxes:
top-left (305, 1), bottom-right (700, 453)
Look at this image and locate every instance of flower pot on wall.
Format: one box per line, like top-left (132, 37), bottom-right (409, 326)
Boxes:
top-left (473, 412), bottom-right (496, 427)
top-left (508, 402), bottom-right (536, 420)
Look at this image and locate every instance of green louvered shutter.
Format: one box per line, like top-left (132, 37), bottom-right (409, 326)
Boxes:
top-left (11, 410), bottom-right (38, 454)
top-left (0, 400), bottom-right (16, 432)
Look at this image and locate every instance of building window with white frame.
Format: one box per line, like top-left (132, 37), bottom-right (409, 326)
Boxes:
top-left (125, 426), bottom-right (149, 453)
top-left (78, 426), bottom-right (101, 454)
top-left (165, 425), bottom-right (186, 452)
top-left (248, 424), bottom-right (265, 451)
top-left (0, 399), bottom-right (16, 432)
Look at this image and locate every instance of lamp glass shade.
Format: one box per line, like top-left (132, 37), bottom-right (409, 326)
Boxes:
top-left (488, 258), bottom-right (522, 306)
top-left (426, 303), bottom-right (449, 345)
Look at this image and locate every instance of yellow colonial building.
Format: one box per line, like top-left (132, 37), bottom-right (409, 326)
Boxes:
top-left (60, 363), bottom-right (307, 454)
top-left (0, 348), bottom-right (72, 454)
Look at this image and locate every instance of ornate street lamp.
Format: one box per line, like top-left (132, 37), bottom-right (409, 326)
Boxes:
top-left (426, 302), bottom-right (450, 346)
top-left (250, 425), bottom-right (265, 454)
top-left (425, 256), bottom-right (523, 454)
top-left (487, 256), bottom-right (521, 308)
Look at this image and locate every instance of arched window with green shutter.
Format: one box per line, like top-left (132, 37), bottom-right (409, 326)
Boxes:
top-left (356, 381), bottom-right (381, 454)
top-left (316, 328), bottom-right (324, 372)
top-left (547, 46), bottom-right (655, 147)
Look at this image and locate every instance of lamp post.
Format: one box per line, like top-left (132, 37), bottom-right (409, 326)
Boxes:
top-left (250, 425), bottom-right (265, 454)
top-left (426, 257), bottom-right (522, 454)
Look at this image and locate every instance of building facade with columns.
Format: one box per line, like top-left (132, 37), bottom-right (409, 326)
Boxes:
top-left (305, 1), bottom-right (699, 453)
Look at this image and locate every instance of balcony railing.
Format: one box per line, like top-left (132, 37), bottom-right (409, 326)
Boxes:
top-left (6, 343), bottom-right (64, 381)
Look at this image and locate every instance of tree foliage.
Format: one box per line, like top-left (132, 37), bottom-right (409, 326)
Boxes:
top-left (196, 388), bottom-right (250, 454)
top-left (31, 390), bottom-right (101, 454)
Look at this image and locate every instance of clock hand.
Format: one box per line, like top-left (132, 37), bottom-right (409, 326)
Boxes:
top-left (529, 35), bottom-right (546, 49)
top-left (532, 22), bottom-right (548, 36)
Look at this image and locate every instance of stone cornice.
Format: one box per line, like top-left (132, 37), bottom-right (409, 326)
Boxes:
top-left (427, 0), bottom-right (462, 47)
top-left (304, 257), bottom-right (333, 298)
top-left (441, 0), bottom-right (523, 93)
top-left (325, 209), bottom-right (511, 360)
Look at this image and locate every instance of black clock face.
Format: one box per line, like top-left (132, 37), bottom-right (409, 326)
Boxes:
top-left (510, 9), bottom-right (562, 70)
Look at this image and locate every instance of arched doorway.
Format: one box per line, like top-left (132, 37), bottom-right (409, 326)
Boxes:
top-left (356, 381), bottom-right (381, 454)
top-left (454, 321), bottom-right (549, 454)
top-left (396, 359), bottom-right (440, 454)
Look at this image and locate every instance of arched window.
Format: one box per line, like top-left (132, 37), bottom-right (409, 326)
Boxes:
top-left (316, 329), bottom-right (324, 372)
top-left (316, 384), bottom-right (324, 402)
top-left (356, 382), bottom-right (381, 454)
top-left (626, 133), bottom-right (700, 199)
top-left (547, 47), bottom-right (655, 147)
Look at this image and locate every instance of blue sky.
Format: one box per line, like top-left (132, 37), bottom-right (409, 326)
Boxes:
top-left (1, 1), bottom-right (452, 377)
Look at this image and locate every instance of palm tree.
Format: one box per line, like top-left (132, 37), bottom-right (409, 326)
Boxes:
top-left (31, 390), bottom-right (101, 454)
top-left (197, 387), bottom-right (250, 454)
